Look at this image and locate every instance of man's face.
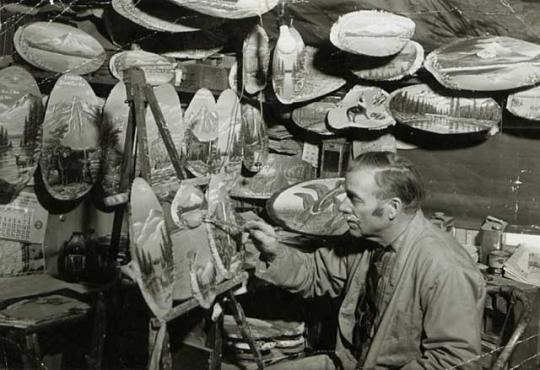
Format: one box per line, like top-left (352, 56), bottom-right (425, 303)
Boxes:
top-left (338, 169), bottom-right (390, 239)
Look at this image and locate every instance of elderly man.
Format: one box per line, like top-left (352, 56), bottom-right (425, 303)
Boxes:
top-left (245, 151), bottom-right (486, 370)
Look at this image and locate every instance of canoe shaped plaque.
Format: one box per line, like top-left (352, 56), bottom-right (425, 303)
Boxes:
top-left (39, 74), bottom-right (101, 201)
top-left (346, 40), bottom-right (424, 81)
top-left (243, 24), bottom-right (270, 95)
top-left (242, 102), bottom-right (269, 173)
top-left (327, 85), bottom-right (395, 130)
top-left (507, 86), bottom-right (540, 121)
top-left (129, 177), bottom-right (174, 320)
top-left (0, 66), bottom-right (44, 203)
top-left (14, 22), bottom-right (106, 75)
top-left (267, 177), bottom-right (348, 236)
top-left (425, 36), bottom-right (540, 91)
top-left (387, 84), bottom-right (502, 135)
top-left (330, 10), bottom-right (415, 57)
top-left (291, 96), bottom-right (341, 136)
top-left (215, 89), bottom-right (243, 181)
top-left (165, 0), bottom-right (279, 19)
top-left (109, 50), bottom-right (176, 86)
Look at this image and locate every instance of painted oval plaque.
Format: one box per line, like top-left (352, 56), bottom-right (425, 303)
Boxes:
top-left (425, 36), bottom-right (540, 91)
top-left (14, 22), bottom-right (106, 75)
top-left (267, 177), bottom-right (348, 236)
top-left (507, 86), bottom-right (540, 121)
top-left (0, 66), bottom-right (44, 203)
top-left (327, 85), bottom-right (395, 130)
top-left (242, 102), bottom-right (269, 173)
top-left (109, 50), bottom-right (176, 86)
top-left (243, 24), bottom-right (270, 95)
top-left (165, 0), bottom-right (279, 19)
top-left (346, 40), bottom-right (424, 81)
top-left (291, 96), bottom-right (341, 136)
top-left (215, 89), bottom-right (243, 181)
top-left (387, 84), bottom-right (502, 135)
top-left (129, 177), bottom-right (174, 320)
top-left (330, 10), bottom-right (415, 57)
top-left (39, 74), bottom-right (102, 201)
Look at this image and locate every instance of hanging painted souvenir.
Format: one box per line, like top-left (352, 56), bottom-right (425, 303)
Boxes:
top-left (291, 95), bottom-right (341, 136)
top-left (165, 0), bottom-right (279, 19)
top-left (267, 177), bottom-right (348, 236)
top-left (387, 84), bottom-right (502, 135)
top-left (109, 50), bottom-right (177, 86)
top-left (272, 26), bottom-right (346, 105)
top-left (215, 89), bottom-right (243, 182)
top-left (346, 41), bottom-right (424, 81)
top-left (330, 10), bottom-right (415, 57)
top-left (39, 74), bottom-right (101, 201)
top-left (0, 66), bottom-right (44, 204)
top-left (242, 102), bottom-right (269, 173)
top-left (145, 83), bottom-right (184, 187)
top-left (327, 85), bottom-right (395, 130)
top-left (14, 22), bottom-right (106, 75)
top-left (112, 0), bottom-right (222, 33)
top-left (230, 154), bottom-right (313, 199)
top-left (128, 177), bottom-right (174, 320)
top-left (242, 24), bottom-right (270, 95)
top-left (183, 88), bottom-right (218, 177)
top-left (100, 81), bottom-right (130, 206)
top-left (425, 36), bottom-right (540, 91)
top-left (507, 86), bottom-right (540, 121)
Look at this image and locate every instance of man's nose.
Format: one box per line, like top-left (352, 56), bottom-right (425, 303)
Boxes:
top-left (338, 198), bottom-right (351, 214)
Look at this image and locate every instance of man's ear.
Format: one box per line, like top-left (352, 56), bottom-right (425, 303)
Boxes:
top-left (387, 197), bottom-right (402, 220)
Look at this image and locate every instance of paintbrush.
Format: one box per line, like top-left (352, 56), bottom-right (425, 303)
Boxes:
top-left (203, 217), bottom-right (245, 235)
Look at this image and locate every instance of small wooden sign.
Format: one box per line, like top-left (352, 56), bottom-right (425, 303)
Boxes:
top-left (165, 0), bottom-right (279, 19)
top-left (14, 22), bottom-right (106, 75)
top-left (109, 51), bottom-right (176, 86)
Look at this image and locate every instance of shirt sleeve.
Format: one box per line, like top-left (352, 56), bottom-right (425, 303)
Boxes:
top-left (255, 243), bottom-right (350, 299)
top-left (400, 267), bottom-right (486, 370)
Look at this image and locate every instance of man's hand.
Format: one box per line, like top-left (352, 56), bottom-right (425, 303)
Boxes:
top-left (244, 220), bottom-right (283, 263)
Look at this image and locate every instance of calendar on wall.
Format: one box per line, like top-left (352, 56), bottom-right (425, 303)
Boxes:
top-left (0, 192), bottom-right (48, 245)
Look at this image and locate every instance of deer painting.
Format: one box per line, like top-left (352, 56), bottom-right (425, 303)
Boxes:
top-left (14, 155), bottom-right (27, 171)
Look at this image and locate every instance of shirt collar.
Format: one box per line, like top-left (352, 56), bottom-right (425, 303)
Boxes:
top-left (386, 209), bottom-right (425, 253)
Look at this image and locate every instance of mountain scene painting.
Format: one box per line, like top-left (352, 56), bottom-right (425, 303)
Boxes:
top-left (109, 50), bottom-right (175, 86)
top-left (14, 22), bottom-right (106, 75)
top-left (291, 96), bottom-right (341, 136)
top-left (507, 85), bottom-right (540, 121)
top-left (39, 74), bottom-right (102, 201)
top-left (166, 0), bottom-right (279, 19)
top-left (425, 36), bottom-right (540, 91)
top-left (267, 177), bottom-right (348, 236)
top-left (242, 102), bottom-right (268, 173)
top-left (0, 66), bottom-right (44, 203)
top-left (242, 24), bottom-right (270, 95)
top-left (387, 84), bottom-right (502, 135)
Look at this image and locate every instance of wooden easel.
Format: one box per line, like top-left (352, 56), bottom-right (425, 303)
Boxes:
top-left (108, 67), bottom-right (264, 370)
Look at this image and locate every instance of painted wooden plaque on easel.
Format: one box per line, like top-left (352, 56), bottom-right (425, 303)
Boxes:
top-left (330, 10), bottom-right (415, 57)
top-left (242, 102), bottom-right (268, 173)
top-left (39, 74), bottom-right (101, 201)
top-left (145, 83), bottom-right (184, 188)
top-left (230, 154), bottom-right (313, 199)
top-left (327, 85), bottom-right (395, 130)
top-left (291, 96), bottom-right (341, 136)
top-left (507, 86), bottom-right (540, 121)
top-left (183, 88), bottom-right (218, 177)
top-left (387, 84), bottom-right (502, 135)
top-left (0, 66), bottom-right (44, 204)
top-left (215, 89), bottom-right (243, 183)
top-left (14, 22), bottom-right (106, 75)
top-left (109, 50), bottom-right (176, 86)
top-left (267, 177), bottom-right (348, 236)
top-left (166, 0), bottom-right (279, 19)
top-left (243, 24), bottom-right (270, 95)
top-left (346, 41), bottom-right (424, 81)
top-left (129, 177), bottom-right (174, 320)
top-left (425, 36), bottom-right (540, 91)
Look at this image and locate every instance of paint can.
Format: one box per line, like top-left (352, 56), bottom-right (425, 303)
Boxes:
top-left (488, 250), bottom-right (512, 275)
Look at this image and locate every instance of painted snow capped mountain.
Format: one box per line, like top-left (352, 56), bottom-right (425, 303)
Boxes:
top-left (28, 32), bottom-right (101, 59)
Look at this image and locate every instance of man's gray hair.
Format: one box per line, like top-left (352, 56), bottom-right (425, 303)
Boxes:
top-left (348, 151), bottom-right (426, 213)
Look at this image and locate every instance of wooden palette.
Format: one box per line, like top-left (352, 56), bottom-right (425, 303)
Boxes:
top-left (330, 10), bottom-right (415, 57)
top-left (39, 74), bottom-right (101, 201)
top-left (129, 177), bottom-right (174, 320)
top-left (425, 36), bottom-right (540, 91)
top-left (327, 85), bottom-right (395, 130)
top-left (145, 83), bottom-right (184, 187)
top-left (109, 50), bottom-right (176, 86)
top-left (291, 96), bottom-right (341, 136)
top-left (387, 84), bottom-right (502, 135)
top-left (230, 154), bottom-right (313, 199)
top-left (346, 40), bottom-right (424, 81)
top-left (0, 66), bottom-right (44, 203)
top-left (267, 177), bottom-right (348, 236)
top-left (14, 22), bottom-right (106, 75)
top-left (100, 81), bottom-right (130, 206)
top-left (242, 102), bottom-right (269, 173)
top-left (242, 24), bottom-right (270, 95)
top-left (507, 86), bottom-right (540, 121)
top-left (165, 0), bottom-right (279, 19)
top-left (183, 88), bottom-right (218, 177)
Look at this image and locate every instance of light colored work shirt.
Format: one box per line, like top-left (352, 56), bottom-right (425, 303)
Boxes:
top-left (256, 210), bottom-right (486, 369)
